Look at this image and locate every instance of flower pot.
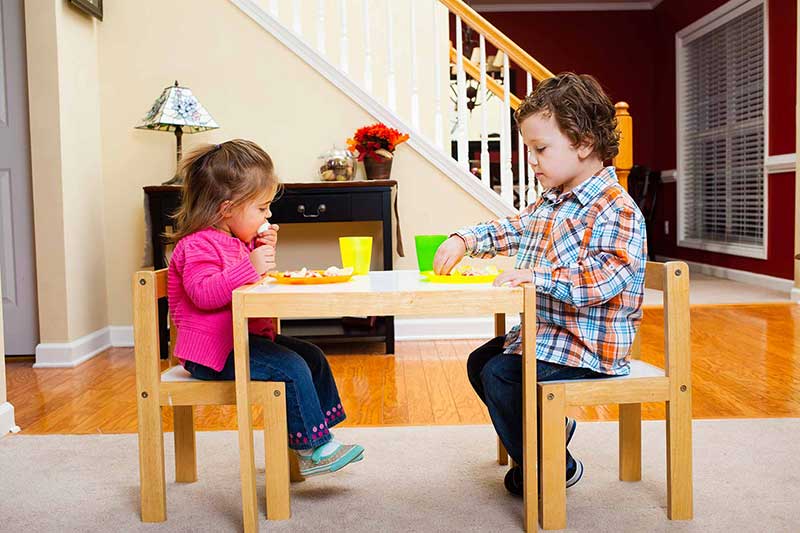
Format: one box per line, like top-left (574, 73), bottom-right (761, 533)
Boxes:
top-left (364, 154), bottom-right (393, 180)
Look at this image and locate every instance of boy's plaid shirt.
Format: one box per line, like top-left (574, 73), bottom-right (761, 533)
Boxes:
top-left (456, 167), bottom-right (647, 375)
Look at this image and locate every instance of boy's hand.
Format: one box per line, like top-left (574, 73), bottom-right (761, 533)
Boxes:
top-left (256, 223), bottom-right (279, 248)
top-left (249, 245), bottom-right (276, 275)
top-left (433, 236), bottom-right (467, 274)
top-left (493, 269), bottom-right (533, 287)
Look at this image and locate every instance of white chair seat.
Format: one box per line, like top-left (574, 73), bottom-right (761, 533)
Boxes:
top-left (544, 359), bottom-right (664, 384)
top-left (161, 365), bottom-right (197, 382)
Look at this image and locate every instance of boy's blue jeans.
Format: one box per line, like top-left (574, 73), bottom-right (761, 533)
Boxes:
top-left (184, 334), bottom-right (344, 450)
top-left (467, 336), bottom-right (609, 466)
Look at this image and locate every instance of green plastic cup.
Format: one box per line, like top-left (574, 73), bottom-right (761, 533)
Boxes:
top-left (415, 234), bottom-right (448, 272)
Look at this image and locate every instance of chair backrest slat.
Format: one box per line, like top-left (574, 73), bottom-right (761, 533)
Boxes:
top-left (133, 269), bottom-right (168, 399)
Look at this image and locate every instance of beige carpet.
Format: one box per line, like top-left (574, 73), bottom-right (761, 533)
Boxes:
top-left (1, 419), bottom-right (798, 532)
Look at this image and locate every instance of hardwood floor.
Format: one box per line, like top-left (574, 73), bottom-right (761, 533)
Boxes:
top-left (6, 304), bottom-right (800, 434)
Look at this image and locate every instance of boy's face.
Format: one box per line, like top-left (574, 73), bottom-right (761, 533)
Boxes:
top-left (520, 111), bottom-right (598, 193)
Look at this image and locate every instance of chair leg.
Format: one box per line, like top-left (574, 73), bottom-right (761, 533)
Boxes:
top-left (263, 383), bottom-right (291, 520)
top-left (497, 436), bottom-right (509, 465)
top-left (289, 449), bottom-right (305, 483)
top-left (538, 384), bottom-right (566, 530)
top-left (619, 403), bottom-right (642, 481)
top-left (666, 398), bottom-right (693, 519)
top-left (173, 405), bottom-right (197, 483)
top-left (137, 397), bottom-right (166, 521)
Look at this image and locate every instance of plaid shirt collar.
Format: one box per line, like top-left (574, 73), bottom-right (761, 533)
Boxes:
top-left (541, 166), bottom-right (618, 207)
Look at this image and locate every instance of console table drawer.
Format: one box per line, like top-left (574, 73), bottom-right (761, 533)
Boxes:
top-left (271, 193), bottom-right (351, 223)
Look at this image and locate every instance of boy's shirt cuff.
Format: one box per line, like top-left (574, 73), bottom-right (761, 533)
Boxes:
top-left (452, 229), bottom-right (477, 254)
top-left (530, 266), bottom-right (554, 293)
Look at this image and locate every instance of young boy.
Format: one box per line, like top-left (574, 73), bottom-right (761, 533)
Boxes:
top-left (433, 72), bottom-right (647, 495)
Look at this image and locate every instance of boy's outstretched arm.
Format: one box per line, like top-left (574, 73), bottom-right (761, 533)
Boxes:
top-left (454, 202), bottom-right (540, 259)
top-left (531, 204), bottom-right (645, 308)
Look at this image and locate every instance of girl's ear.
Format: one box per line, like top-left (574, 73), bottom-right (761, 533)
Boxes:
top-left (218, 200), bottom-right (233, 219)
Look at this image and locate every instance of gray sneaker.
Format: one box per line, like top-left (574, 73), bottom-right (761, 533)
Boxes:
top-left (296, 443), bottom-right (364, 477)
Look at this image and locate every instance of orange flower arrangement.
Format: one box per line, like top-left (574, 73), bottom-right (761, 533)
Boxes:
top-left (347, 123), bottom-right (409, 161)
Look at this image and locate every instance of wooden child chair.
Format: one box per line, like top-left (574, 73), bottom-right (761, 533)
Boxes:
top-left (133, 268), bottom-right (303, 526)
top-left (534, 260), bottom-right (692, 529)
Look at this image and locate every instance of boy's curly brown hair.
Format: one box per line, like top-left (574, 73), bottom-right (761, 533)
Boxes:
top-left (514, 72), bottom-right (620, 160)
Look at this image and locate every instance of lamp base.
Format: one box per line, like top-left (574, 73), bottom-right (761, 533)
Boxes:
top-left (162, 174), bottom-right (183, 186)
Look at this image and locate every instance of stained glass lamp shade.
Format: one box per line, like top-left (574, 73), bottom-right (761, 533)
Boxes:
top-left (136, 81), bottom-right (219, 184)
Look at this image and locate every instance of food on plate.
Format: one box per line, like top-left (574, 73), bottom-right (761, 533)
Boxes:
top-left (447, 265), bottom-right (499, 277)
top-left (276, 266), bottom-right (354, 279)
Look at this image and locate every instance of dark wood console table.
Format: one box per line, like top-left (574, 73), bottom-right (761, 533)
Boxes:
top-left (144, 181), bottom-right (398, 356)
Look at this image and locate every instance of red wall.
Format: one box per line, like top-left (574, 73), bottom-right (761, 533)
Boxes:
top-left (485, 1), bottom-right (796, 279)
top-left (651, 0), bottom-right (796, 279)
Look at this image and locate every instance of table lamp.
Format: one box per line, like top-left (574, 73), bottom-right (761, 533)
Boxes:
top-left (136, 81), bottom-right (219, 184)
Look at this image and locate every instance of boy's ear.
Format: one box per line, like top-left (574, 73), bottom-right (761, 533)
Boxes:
top-left (576, 136), bottom-right (596, 160)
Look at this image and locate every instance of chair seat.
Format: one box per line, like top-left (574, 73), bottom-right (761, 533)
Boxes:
top-left (542, 359), bottom-right (664, 384)
top-left (161, 365), bottom-right (197, 382)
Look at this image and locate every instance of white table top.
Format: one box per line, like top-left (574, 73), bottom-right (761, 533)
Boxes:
top-left (247, 270), bottom-right (520, 295)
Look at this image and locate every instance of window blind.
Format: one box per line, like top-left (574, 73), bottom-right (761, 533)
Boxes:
top-left (678, 2), bottom-right (765, 257)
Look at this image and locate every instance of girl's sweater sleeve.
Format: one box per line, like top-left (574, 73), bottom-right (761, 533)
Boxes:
top-left (181, 240), bottom-right (260, 310)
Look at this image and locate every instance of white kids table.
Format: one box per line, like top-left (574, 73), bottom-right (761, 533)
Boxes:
top-left (231, 270), bottom-right (539, 531)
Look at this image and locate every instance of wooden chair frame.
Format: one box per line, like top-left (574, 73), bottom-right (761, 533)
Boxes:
top-left (133, 269), bottom-right (300, 525)
top-left (530, 260), bottom-right (693, 529)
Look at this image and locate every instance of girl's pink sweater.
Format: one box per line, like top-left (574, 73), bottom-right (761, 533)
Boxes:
top-left (168, 228), bottom-right (275, 371)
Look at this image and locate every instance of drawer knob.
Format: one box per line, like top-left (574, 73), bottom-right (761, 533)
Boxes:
top-left (297, 204), bottom-right (326, 218)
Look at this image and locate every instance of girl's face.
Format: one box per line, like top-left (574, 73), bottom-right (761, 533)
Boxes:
top-left (225, 188), bottom-right (274, 243)
top-left (520, 111), bottom-right (596, 193)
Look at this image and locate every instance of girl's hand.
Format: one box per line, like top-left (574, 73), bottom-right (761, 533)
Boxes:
top-left (433, 236), bottom-right (467, 275)
top-left (493, 269), bottom-right (533, 287)
top-left (250, 245), bottom-right (276, 275)
top-left (256, 223), bottom-right (279, 248)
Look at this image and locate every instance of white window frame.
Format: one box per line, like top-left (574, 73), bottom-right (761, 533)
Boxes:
top-left (676, 0), bottom-right (769, 259)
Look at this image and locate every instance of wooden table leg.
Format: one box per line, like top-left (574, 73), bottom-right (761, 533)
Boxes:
top-left (233, 292), bottom-right (259, 533)
top-left (522, 286), bottom-right (539, 531)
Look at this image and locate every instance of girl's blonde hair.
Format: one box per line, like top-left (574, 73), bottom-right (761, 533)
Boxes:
top-left (166, 139), bottom-right (281, 242)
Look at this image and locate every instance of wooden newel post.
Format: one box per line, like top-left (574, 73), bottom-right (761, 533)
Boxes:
top-left (614, 101), bottom-right (633, 191)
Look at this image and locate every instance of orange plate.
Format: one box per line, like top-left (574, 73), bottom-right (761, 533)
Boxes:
top-left (268, 271), bottom-right (354, 285)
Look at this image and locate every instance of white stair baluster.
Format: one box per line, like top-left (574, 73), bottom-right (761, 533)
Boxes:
top-left (409, 1), bottom-right (420, 131)
top-left (526, 72), bottom-right (537, 203)
top-left (363, 0), bottom-right (373, 93)
top-left (500, 53), bottom-right (513, 205)
top-left (386, 0), bottom-right (396, 112)
top-left (432, 2), bottom-right (444, 149)
top-left (339, 0), bottom-right (349, 74)
top-left (479, 35), bottom-right (490, 188)
top-left (317, 0), bottom-right (326, 54)
top-left (455, 16), bottom-right (469, 170)
top-left (292, 0), bottom-right (301, 35)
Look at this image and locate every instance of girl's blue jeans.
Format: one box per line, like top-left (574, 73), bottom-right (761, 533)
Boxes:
top-left (184, 334), bottom-right (344, 450)
top-left (467, 336), bottom-right (609, 466)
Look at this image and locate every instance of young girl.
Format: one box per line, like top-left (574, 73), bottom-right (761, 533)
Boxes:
top-left (167, 139), bottom-right (364, 477)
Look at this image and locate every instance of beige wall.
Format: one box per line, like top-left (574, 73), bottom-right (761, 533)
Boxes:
top-left (27, 0), bottom-right (512, 339)
top-left (99, 0), bottom-right (510, 328)
top-left (25, 0), bottom-right (108, 343)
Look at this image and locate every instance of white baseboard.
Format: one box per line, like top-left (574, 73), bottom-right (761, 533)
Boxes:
top-left (0, 402), bottom-right (19, 436)
top-left (34, 327), bottom-right (113, 368)
top-left (791, 288), bottom-right (800, 302)
top-left (110, 326), bottom-right (134, 347)
top-left (655, 255), bottom-right (794, 294)
top-left (395, 316), bottom-right (519, 341)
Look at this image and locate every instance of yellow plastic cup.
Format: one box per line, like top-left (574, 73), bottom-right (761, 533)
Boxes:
top-left (339, 236), bottom-right (373, 275)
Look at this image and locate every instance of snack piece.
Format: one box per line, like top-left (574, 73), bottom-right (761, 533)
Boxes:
top-left (279, 266), bottom-right (354, 278)
top-left (450, 265), bottom-right (499, 277)
top-left (258, 221), bottom-right (271, 234)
